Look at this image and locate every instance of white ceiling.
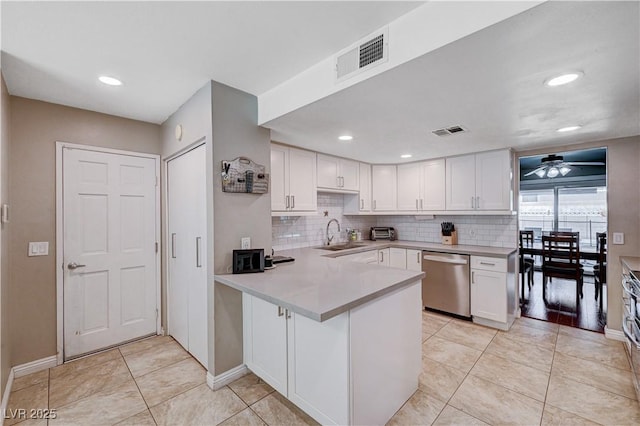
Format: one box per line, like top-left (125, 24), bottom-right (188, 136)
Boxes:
top-left (1, 1), bottom-right (638, 164)
top-left (0, 1), bottom-right (422, 124)
top-left (265, 1), bottom-right (640, 163)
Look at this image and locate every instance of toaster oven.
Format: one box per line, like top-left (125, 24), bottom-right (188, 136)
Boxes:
top-left (370, 227), bottom-right (396, 241)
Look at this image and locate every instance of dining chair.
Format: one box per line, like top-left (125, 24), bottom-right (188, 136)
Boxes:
top-left (593, 232), bottom-right (607, 312)
top-left (519, 230), bottom-right (535, 304)
top-left (541, 234), bottom-right (584, 310)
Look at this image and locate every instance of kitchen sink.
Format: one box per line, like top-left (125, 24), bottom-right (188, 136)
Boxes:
top-left (315, 242), bottom-right (367, 251)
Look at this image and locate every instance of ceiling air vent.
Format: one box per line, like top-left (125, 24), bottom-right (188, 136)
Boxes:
top-left (431, 125), bottom-right (468, 137)
top-left (336, 28), bottom-right (388, 81)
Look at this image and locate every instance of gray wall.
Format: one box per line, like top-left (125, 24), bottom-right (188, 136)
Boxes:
top-left (517, 135), bottom-right (640, 332)
top-left (8, 97), bottom-right (161, 366)
top-left (211, 81), bottom-right (271, 375)
top-left (1, 73), bottom-right (11, 395)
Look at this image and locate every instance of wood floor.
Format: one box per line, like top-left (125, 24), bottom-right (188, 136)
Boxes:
top-left (520, 271), bottom-right (606, 333)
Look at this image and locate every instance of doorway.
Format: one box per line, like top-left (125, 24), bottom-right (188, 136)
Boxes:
top-left (57, 143), bottom-right (161, 361)
top-left (518, 147), bottom-right (607, 332)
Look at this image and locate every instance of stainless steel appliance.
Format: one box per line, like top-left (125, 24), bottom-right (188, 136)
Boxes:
top-left (370, 227), bottom-right (396, 241)
top-left (422, 251), bottom-right (470, 317)
top-left (622, 269), bottom-right (640, 402)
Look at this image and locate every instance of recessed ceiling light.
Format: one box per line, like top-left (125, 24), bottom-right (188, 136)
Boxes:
top-left (557, 125), bottom-right (581, 132)
top-left (545, 72), bottom-right (583, 87)
top-left (98, 75), bottom-right (123, 86)
top-left (338, 135), bottom-right (353, 141)
top-left (400, 154), bottom-right (412, 159)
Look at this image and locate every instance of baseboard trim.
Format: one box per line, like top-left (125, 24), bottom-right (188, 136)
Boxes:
top-left (605, 326), bottom-right (625, 342)
top-left (13, 356), bottom-right (57, 378)
top-left (0, 368), bottom-right (15, 426)
top-left (206, 364), bottom-right (249, 391)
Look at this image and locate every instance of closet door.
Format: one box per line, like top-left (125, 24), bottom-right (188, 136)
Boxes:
top-left (167, 144), bottom-right (207, 367)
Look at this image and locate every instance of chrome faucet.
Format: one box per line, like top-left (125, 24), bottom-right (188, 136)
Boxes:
top-left (326, 218), bottom-right (341, 246)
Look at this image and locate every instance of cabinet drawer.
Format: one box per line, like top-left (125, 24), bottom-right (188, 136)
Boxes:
top-left (471, 256), bottom-right (507, 272)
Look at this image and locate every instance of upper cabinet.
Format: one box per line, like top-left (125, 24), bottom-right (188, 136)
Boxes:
top-left (371, 165), bottom-right (397, 211)
top-left (397, 159), bottom-right (445, 212)
top-left (271, 144), bottom-right (317, 214)
top-left (446, 150), bottom-right (512, 211)
top-left (358, 163), bottom-right (372, 211)
top-left (317, 154), bottom-right (359, 192)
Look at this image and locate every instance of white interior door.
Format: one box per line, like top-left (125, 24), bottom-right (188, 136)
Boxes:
top-left (63, 147), bottom-right (158, 359)
top-left (167, 144), bottom-right (207, 367)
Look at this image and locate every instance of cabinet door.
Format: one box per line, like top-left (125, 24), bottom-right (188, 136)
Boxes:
top-left (372, 165), bottom-right (397, 211)
top-left (316, 154), bottom-right (340, 189)
top-left (396, 163), bottom-right (421, 211)
top-left (406, 249), bottom-right (422, 271)
top-left (288, 147), bottom-right (317, 211)
top-left (339, 158), bottom-right (359, 191)
top-left (243, 295), bottom-right (288, 395)
top-left (421, 159), bottom-right (446, 210)
top-left (475, 150), bottom-right (511, 211)
top-left (470, 269), bottom-right (507, 323)
top-left (378, 248), bottom-right (390, 266)
top-left (359, 163), bottom-right (371, 211)
top-left (270, 145), bottom-right (289, 211)
top-left (446, 154), bottom-right (476, 210)
top-left (389, 248), bottom-right (407, 269)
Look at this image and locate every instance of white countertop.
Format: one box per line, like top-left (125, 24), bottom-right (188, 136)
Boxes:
top-left (621, 256), bottom-right (640, 276)
top-left (215, 240), bottom-right (515, 322)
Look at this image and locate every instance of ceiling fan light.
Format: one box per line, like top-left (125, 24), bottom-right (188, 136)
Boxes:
top-left (535, 169), bottom-right (547, 178)
top-left (559, 166), bottom-right (571, 176)
top-left (546, 167), bottom-right (560, 178)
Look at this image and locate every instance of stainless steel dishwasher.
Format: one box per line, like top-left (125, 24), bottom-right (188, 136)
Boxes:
top-left (422, 251), bottom-right (470, 317)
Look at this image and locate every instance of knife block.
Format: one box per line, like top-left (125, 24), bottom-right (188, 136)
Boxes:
top-left (441, 230), bottom-right (458, 245)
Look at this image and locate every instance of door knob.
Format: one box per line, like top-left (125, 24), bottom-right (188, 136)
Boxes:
top-left (67, 262), bottom-right (86, 270)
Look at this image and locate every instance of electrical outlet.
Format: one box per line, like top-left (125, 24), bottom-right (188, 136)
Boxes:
top-left (612, 232), bottom-right (624, 245)
top-left (241, 237), bottom-right (251, 249)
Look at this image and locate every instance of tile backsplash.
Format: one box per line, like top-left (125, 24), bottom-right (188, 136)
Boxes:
top-left (272, 193), bottom-right (517, 251)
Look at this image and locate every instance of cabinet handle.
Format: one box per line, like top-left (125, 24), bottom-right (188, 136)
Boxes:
top-left (420, 199), bottom-right (423, 210)
top-left (292, 195), bottom-right (295, 208)
top-left (417, 251), bottom-right (421, 264)
top-left (480, 261), bottom-right (495, 266)
top-left (285, 195), bottom-right (290, 209)
top-left (471, 271), bottom-right (475, 284)
top-left (379, 251), bottom-right (384, 263)
top-left (196, 237), bottom-right (202, 267)
top-left (471, 196), bottom-right (474, 209)
top-left (373, 200), bottom-right (377, 210)
top-left (340, 176), bottom-right (344, 187)
top-left (476, 196), bottom-right (480, 209)
top-left (278, 306), bottom-right (284, 317)
top-left (171, 233), bottom-right (177, 258)
top-left (416, 199), bottom-right (419, 210)
top-left (361, 199), bottom-right (364, 210)
top-left (286, 309), bottom-right (291, 319)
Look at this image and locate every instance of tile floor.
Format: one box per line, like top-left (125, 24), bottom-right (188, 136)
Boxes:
top-left (5, 312), bottom-right (640, 425)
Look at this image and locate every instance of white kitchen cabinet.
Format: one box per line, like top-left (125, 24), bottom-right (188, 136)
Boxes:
top-left (378, 248), bottom-right (390, 266)
top-left (470, 254), bottom-right (516, 330)
top-left (406, 249), bottom-right (422, 272)
top-left (446, 150), bottom-right (511, 211)
top-left (317, 154), bottom-right (359, 192)
top-left (372, 165), bottom-right (397, 211)
top-left (242, 294), bottom-right (288, 395)
top-left (358, 163), bottom-right (372, 211)
top-left (271, 144), bottom-right (317, 214)
top-left (397, 159), bottom-right (446, 212)
top-left (243, 283), bottom-right (422, 425)
top-left (390, 248), bottom-right (407, 269)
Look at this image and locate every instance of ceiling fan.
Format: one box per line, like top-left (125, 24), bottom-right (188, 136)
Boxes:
top-left (524, 154), bottom-right (605, 178)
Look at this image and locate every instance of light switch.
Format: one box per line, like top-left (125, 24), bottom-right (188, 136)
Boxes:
top-left (28, 242), bottom-right (49, 256)
top-left (612, 232), bottom-right (624, 245)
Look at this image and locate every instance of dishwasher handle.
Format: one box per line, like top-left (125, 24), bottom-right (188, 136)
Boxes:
top-left (422, 254), bottom-right (468, 265)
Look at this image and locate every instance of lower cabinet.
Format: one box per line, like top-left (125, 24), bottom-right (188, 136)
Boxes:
top-left (378, 248), bottom-right (390, 266)
top-left (243, 283), bottom-right (422, 425)
top-left (406, 249), bottom-right (422, 271)
top-left (470, 254), bottom-right (516, 330)
top-left (390, 247), bottom-right (407, 268)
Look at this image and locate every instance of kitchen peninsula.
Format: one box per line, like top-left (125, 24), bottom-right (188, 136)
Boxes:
top-left (215, 247), bottom-right (425, 425)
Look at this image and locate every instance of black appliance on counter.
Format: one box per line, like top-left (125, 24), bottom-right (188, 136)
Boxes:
top-left (370, 227), bottom-right (396, 241)
top-left (233, 249), bottom-right (264, 273)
